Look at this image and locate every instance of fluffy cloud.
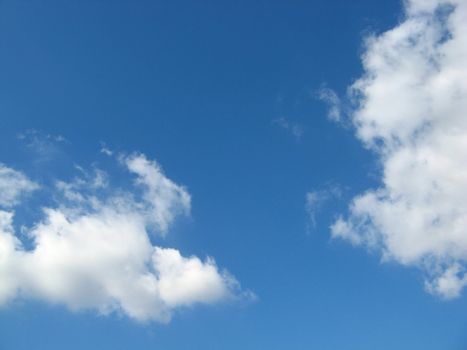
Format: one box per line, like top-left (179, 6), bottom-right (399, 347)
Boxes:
top-left (331, 0), bottom-right (467, 298)
top-left (125, 154), bottom-right (191, 235)
top-left (0, 153), bottom-right (248, 322)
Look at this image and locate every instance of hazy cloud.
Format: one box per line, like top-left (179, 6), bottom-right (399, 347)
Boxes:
top-left (318, 87), bottom-right (342, 123)
top-left (306, 184), bottom-right (343, 230)
top-left (273, 117), bottom-right (304, 141)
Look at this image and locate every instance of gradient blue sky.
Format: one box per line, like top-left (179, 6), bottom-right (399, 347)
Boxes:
top-left (1, 0), bottom-right (467, 349)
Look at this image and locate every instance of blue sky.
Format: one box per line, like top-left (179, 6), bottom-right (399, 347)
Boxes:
top-left (1, 0), bottom-right (467, 349)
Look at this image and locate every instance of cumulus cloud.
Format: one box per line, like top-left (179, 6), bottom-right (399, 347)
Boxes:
top-left (124, 154), bottom-right (191, 235)
top-left (331, 0), bottom-right (467, 298)
top-left (0, 153), bottom-right (249, 322)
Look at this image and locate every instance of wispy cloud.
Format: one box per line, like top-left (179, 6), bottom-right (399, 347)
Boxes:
top-left (0, 164), bottom-right (39, 207)
top-left (17, 129), bottom-right (67, 163)
top-left (317, 87), bottom-right (342, 123)
top-left (99, 141), bottom-right (113, 156)
top-left (273, 117), bottom-right (304, 141)
top-left (306, 184), bottom-right (343, 230)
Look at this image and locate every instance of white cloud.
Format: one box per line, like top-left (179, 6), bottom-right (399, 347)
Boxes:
top-left (0, 164), bottom-right (38, 207)
top-left (0, 154), bottom-right (250, 322)
top-left (425, 263), bottom-right (467, 299)
top-left (332, 0), bottom-right (467, 298)
top-left (124, 154), bottom-right (191, 235)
